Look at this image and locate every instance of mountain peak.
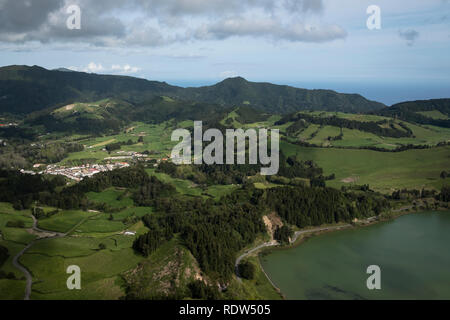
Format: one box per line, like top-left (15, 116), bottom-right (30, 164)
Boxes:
top-left (220, 76), bottom-right (248, 84)
top-left (53, 67), bottom-right (75, 72)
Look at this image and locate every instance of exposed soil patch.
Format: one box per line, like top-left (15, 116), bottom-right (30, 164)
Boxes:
top-left (64, 104), bottom-right (75, 111)
top-left (341, 176), bottom-right (359, 183)
top-left (263, 212), bottom-right (283, 241)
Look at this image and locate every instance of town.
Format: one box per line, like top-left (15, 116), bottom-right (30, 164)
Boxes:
top-left (18, 149), bottom-right (172, 181)
top-left (21, 162), bottom-right (131, 182)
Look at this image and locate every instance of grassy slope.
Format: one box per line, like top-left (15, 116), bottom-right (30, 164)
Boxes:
top-left (225, 256), bottom-right (283, 300)
top-left (0, 203), bottom-right (34, 299)
top-left (22, 246), bottom-right (143, 300)
top-left (86, 188), bottom-right (134, 209)
top-left (282, 141), bottom-right (450, 193)
top-left (22, 215), bottom-right (148, 299)
top-left (0, 200), bottom-right (152, 300)
top-left (122, 236), bottom-right (202, 299)
top-left (60, 122), bottom-right (176, 165)
top-left (416, 110), bottom-right (449, 120)
top-left (146, 168), bottom-right (238, 200)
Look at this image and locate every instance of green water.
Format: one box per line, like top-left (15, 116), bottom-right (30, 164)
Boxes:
top-left (260, 211), bottom-right (450, 300)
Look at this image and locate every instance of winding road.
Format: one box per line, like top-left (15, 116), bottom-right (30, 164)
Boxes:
top-left (11, 215), bottom-right (66, 300)
top-left (235, 241), bottom-right (278, 282)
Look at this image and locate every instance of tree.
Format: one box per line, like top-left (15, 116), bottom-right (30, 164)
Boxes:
top-left (32, 207), bottom-right (46, 219)
top-left (274, 226), bottom-right (293, 244)
top-left (0, 245), bottom-right (9, 268)
top-left (188, 280), bottom-right (220, 300)
top-left (238, 261), bottom-right (256, 280)
top-left (439, 185), bottom-right (450, 202)
top-left (98, 243), bottom-right (107, 250)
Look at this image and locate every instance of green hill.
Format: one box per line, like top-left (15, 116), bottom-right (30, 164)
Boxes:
top-left (25, 96), bottom-right (226, 134)
top-left (0, 65), bottom-right (179, 115)
top-left (274, 111), bottom-right (450, 149)
top-left (178, 77), bottom-right (386, 114)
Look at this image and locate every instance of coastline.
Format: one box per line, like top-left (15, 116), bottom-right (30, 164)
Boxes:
top-left (255, 206), bottom-right (450, 300)
top-left (257, 224), bottom-right (355, 300)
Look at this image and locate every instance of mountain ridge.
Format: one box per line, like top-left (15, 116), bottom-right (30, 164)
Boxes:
top-left (0, 65), bottom-right (385, 115)
top-left (177, 76), bottom-right (386, 113)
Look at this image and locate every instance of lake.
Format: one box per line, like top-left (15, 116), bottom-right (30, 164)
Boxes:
top-left (260, 211), bottom-right (450, 300)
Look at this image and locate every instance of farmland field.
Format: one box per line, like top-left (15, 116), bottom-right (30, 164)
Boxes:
top-left (37, 210), bottom-right (98, 233)
top-left (0, 201), bottom-right (151, 300)
top-left (59, 122), bottom-right (177, 165)
top-left (280, 111), bottom-right (450, 149)
top-left (86, 188), bottom-right (134, 208)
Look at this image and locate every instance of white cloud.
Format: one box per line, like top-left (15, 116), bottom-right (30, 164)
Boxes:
top-left (117, 64), bottom-right (140, 73)
top-left (83, 62), bottom-right (105, 73)
top-left (75, 62), bottom-right (140, 74)
top-left (0, 0), bottom-right (345, 47)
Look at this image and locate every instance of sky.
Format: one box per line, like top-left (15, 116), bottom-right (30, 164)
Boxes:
top-left (0, 0), bottom-right (449, 105)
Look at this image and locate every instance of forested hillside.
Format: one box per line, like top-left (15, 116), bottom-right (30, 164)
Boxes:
top-left (0, 65), bottom-right (385, 116)
top-left (177, 77), bottom-right (386, 114)
top-left (0, 65), bottom-right (179, 114)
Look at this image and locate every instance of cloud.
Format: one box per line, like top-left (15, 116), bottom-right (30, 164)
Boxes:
top-left (194, 17), bottom-right (347, 43)
top-left (137, 0), bottom-right (323, 17)
top-left (70, 62), bottom-right (140, 74)
top-left (399, 29), bottom-right (420, 46)
top-left (111, 64), bottom-right (140, 74)
top-left (0, 0), bottom-right (62, 33)
top-left (83, 62), bottom-right (104, 73)
top-left (0, 0), bottom-right (126, 44)
top-left (284, 0), bottom-right (323, 14)
top-left (0, 0), bottom-right (343, 47)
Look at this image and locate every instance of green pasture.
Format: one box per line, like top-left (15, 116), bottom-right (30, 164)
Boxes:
top-left (37, 210), bottom-right (97, 233)
top-left (22, 245), bottom-right (143, 299)
top-left (281, 141), bottom-right (450, 193)
top-left (288, 121), bottom-right (450, 149)
top-left (416, 110), bottom-right (449, 120)
top-left (86, 188), bottom-right (134, 209)
top-left (0, 279), bottom-right (26, 300)
top-left (298, 111), bottom-right (390, 122)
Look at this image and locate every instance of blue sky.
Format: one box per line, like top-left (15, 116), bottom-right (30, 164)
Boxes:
top-left (1, 0), bottom-right (449, 105)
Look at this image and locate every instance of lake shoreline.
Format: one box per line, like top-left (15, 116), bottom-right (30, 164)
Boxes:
top-left (257, 206), bottom-right (450, 300)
